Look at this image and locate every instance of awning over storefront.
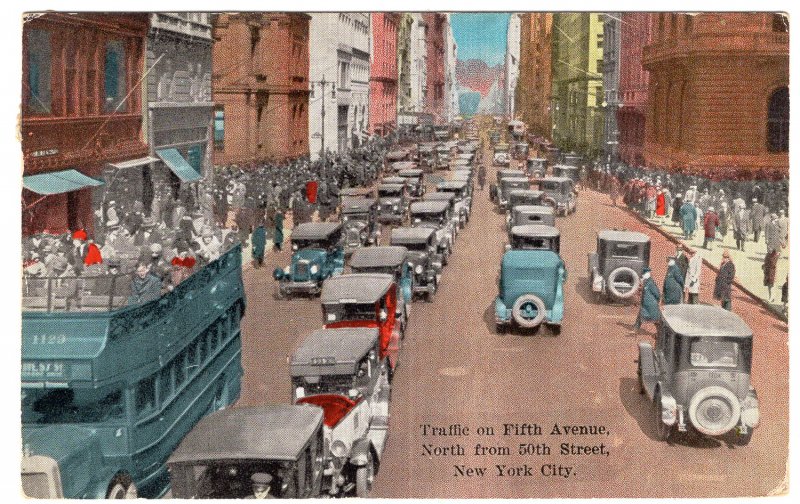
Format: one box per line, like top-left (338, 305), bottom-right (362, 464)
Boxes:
top-left (23, 169), bottom-right (104, 195)
top-left (107, 156), bottom-right (159, 169)
top-left (155, 148), bottom-right (202, 182)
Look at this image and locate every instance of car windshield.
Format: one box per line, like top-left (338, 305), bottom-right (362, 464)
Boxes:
top-left (179, 461), bottom-right (297, 499)
top-left (540, 181), bottom-right (559, 192)
top-left (378, 188), bottom-right (402, 197)
top-left (343, 212), bottom-right (369, 221)
top-left (412, 214), bottom-right (444, 227)
top-left (610, 243), bottom-right (639, 258)
top-left (352, 265), bottom-right (395, 276)
top-left (293, 239), bottom-right (328, 250)
top-left (511, 237), bottom-right (556, 251)
top-left (296, 374), bottom-right (356, 396)
top-left (325, 303), bottom-right (375, 322)
top-left (689, 339), bottom-right (740, 368)
top-left (22, 387), bottom-right (125, 424)
top-left (400, 241), bottom-right (429, 252)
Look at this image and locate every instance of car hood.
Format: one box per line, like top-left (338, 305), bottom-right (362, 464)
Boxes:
top-left (378, 197), bottom-right (402, 205)
top-left (23, 424), bottom-right (102, 498)
top-left (293, 249), bottom-right (326, 264)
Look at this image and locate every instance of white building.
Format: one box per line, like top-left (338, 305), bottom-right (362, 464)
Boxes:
top-left (504, 13), bottom-right (521, 119)
top-left (309, 13), bottom-right (371, 159)
top-left (409, 13), bottom-right (427, 115)
top-left (444, 14), bottom-right (459, 123)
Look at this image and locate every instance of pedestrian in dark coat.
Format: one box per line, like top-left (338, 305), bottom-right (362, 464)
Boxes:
top-left (675, 244), bottom-right (690, 281)
top-left (671, 194), bottom-right (684, 225)
top-left (680, 201), bottom-right (698, 239)
top-left (477, 165), bottom-right (486, 191)
top-left (662, 258), bottom-right (684, 305)
top-left (129, 263), bottom-right (162, 304)
top-left (750, 199), bottom-right (767, 242)
top-left (273, 211), bottom-right (284, 251)
top-left (634, 268), bottom-right (661, 331)
top-left (251, 224), bottom-right (267, 268)
top-left (713, 250), bottom-right (736, 310)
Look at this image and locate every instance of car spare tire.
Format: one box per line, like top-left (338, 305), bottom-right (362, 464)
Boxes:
top-left (511, 294), bottom-right (547, 328)
top-left (688, 386), bottom-right (741, 436)
top-left (607, 266), bottom-right (641, 299)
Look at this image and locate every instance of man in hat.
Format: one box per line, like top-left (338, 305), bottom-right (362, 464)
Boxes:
top-left (68, 229), bottom-right (89, 274)
top-left (251, 220), bottom-right (267, 269)
top-left (684, 248), bottom-right (702, 304)
top-left (662, 257), bottom-right (684, 305)
top-left (675, 243), bottom-right (689, 282)
top-left (703, 206), bottom-right (720, 250)
top-left (634, 267), bottom-right (661, 332)
top-left (129, 262), bottom-right (162, 305)
top-left (750, 198), bottom-right (767, 243)
top-left (197, 227), bottom-right (223, 263)
top-left (714, 250), bottom-right (736, 311)
top-left (246, 472), bottom-right (274, 499)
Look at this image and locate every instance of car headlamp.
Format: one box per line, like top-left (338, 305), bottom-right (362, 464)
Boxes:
top-left (331, 440), bottom-right (347, 458)
top-left (415, 264), bottom-right (424, 274)
top-left (310, 264), bottom-right (319, 274)
top-left (741, 394), bottom-right (760, 428)
top-left (292, 243), bottom-right (299, 251)
top-left (393, 205), bottom-right (398, 211)
top-left (284, 266), bottom-right (291, 274)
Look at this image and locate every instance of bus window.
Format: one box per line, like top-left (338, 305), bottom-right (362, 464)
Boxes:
top-left (187, 341), bottom-right (199, 377)
top-left (175, 350), bottom-right (186, 388)
top-left (22, 387), bottom-right (124, 424)
top-left (159, 365), bottom-right (173, 405)
top-left (210, 322), bottom-right (220, 352)
top-left (135, 375), bottom-right (156, 416)
top-left (199, 331), bottom-right (209, 363)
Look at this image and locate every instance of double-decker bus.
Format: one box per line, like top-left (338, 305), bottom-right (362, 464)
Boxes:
top-left (21, 245), bottom-right (246, 498)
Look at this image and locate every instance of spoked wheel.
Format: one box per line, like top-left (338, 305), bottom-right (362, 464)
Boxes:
top-left (107, 474), bottom-right (137, 499)
top-left (355, 450), bottom-right (375, 497)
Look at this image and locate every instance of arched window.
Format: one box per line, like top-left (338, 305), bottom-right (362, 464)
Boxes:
top-left (767, 86), bottom-right (789, 153)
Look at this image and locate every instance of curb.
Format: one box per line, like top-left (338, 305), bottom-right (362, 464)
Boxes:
top-left (619, 200), bottom-right (788, 323)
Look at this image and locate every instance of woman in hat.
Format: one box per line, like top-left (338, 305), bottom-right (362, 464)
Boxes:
top-left (662, 258), bottom-right (684, 305)
top-left (634, 267), bottom-right (661, 333)
top-left (171, 243), bottom-right (197, 286)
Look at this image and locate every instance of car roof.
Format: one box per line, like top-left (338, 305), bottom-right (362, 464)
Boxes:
top-left (350, 246), bottom-right (408, 268)
top-left (503, 177), bottom-right (531, 184)
top-left (513, 204), bottom-right (554, 214)
top-left (340, 187), bottom-right (373, 196)
top-left (378, 183), bottom-right (405, 191)
top-left (438, 180), bottom-right (468, 189)
top-left (502, 249), bottom-right (563, 268)
top-left (410, 200), bottom-right (450, 213)
top-left (382, 177), bottom-right (406, 185)
top-left (390, 226), bottom-right (436, 244)
top-left (321, 273), bottom-right (394, 303)
top-left (509, 189), bottom-right (544, 197)
top-left (511, 224), bottom-right (560, 238)
top-left (292, 222), bottom-right (342, 240)
top-left (528, 157), bottom-right (547, 162)
top-left (391, 161), bottom-right (417, 170)
top-left (290, 327), bottom-right (379, 376)
top-left (498, 169), bottom-right (525, 177)
top-left (553, 164), bottom-right (579, 170)
top-left (398, 169), bottom-right (423, 176)
top-left (598, 230), bottom-right (650, 243)
top-left (168, 405), bottom-right (323, 463)
top-left (662, 305), bottom-right (752, 338)
top-left (424, 192), bottom-right (456, 202)
top-left (341, 197), bottom-right (376, 211)
top-left (541, 176), bottom-right (573, 184)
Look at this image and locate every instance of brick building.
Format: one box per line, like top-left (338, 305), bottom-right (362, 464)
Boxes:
top-left (515, 13), bottom-right (553, 140)
top-left (617, 13), bottom-right (652, 167)
top-left (369, 13), bottom-right (399, 136)
top-left (211, 13), bottom-right (310, 165)
top-left (642, 13), bottom-right (789, 177)
top-left (423, 13), bottom-right (446, 123)
top-left (21, 13), bottom-right (149, 236)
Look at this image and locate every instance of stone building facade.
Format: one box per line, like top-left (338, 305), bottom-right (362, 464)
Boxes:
top-left (617, 13), bottom-right (652, 167)
top-left (515, 13), bottom-right (553, 140)
top-left (369, 13), bottom-right (399, 136)
top-left (423, 13), bottom-right (446, 123)
top-left (601, 13), bottom-right (621, 163)
top-left (504, 14), bottom-right (521, 119)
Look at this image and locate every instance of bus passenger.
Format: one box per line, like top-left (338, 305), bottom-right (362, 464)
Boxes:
top-left (129, 262), bottom-right (162, 305)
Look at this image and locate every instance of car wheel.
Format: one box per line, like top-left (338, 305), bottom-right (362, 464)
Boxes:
top-left (654, 394), bottom-right (674, 442)
top-left (385, 359), bottom-right (394, 384)
top-left (107, 474), bottom-right (137, 499)
top-left (607, 267), bottom-right (641, 300)
top-left (495, 322), bottom-right (506, 334)
top-left (511, 294), bottom-right (547, 328)
top-left (355, 449), bottom-right (375, 497)
top-left (637, 362), bottom-right (645, 395)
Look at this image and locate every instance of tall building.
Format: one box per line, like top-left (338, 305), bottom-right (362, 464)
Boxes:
top-left (504, 13), bottom-right (521, 119)
top-left (601, 13), bottom-right (621, 162)
top-left (617, 13), bottom-right (652, 167)
top-left (410, 13), bottom-right (427, 116)
top-left (551, 13), bottom-right (604, 157)
top-left (444, 14), bottom-right (459, 123)
top-left (369, 13), bottom-right (399, 136)
top-left (515, 13), bottom-right (552, 140)
top-left (397, 14), bottom-right (414, 116)
top-left (423, 13), bottom-right (446, 123)
top-left (309, 13), bottom-right (371, 158)
top-left (144, 13), bottom-right (213, 219)
top-left (212, 13), bottom-right (310, 165)
top-left (21, 13), bottom-right (149, 236)
top-left (642, 13), bottom-right (789, 176)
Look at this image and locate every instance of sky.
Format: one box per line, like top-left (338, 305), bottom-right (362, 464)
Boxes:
top-left (450, 13), bottom-right (511, 67)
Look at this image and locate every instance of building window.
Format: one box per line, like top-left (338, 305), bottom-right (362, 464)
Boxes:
top-left (214, 106), bottom-right (225, 151)
top-left (250, 25), bottom-right (260, 55)
top-left (104, 40), bottom-right (127, 113)
top-left (767, 86), bottom-right (789, 153)
top-left (26, 29), bottom-right (52, 114)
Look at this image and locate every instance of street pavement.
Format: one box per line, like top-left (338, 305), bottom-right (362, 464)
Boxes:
top-left (235, 138), bottom-right (789, 498)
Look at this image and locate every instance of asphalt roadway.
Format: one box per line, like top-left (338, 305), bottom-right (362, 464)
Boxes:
top-left (236, 142), bottom-right (789, 498)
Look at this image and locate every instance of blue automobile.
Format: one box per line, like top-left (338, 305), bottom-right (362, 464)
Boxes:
top-left (274, 222), bottom-right (344, 298)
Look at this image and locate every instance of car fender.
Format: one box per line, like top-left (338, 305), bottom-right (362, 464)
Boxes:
top-left (349, 438), bottom-right (373, 467)
top-left (657, 389), bottom-right (678, 426)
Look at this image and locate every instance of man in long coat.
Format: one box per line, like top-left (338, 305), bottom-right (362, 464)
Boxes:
top-left (684, 248), bottom-right (703, 304)
top-left (251, 223), bottom-right (267, 268)
top-left (680, 200), bottom-right (698, 239)
top-left (713, 250), bottom-right (736, 311)
top-left (662, 258), bottom-right (685, 305)
top-left (732, 205), bottom-right (751, 251)
top-left (634, 268), bottom-right (661, 332)
top-left (750, 198), bottom-right (767, 242)
top-left (273, 211), bottom-right (285, 252)
top-left (703, 206), bottom-right (720, 250)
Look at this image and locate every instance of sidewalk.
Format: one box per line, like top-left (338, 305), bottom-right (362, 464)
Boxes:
top-left (635, 206), bottom-right (789, 318)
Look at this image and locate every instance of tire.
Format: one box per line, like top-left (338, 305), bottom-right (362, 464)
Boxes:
top-left (511, 294), bottom-right (547, 328)
top-left (355, 449), bottom-right (375, 497)
top-left (385, 359), bottom-right (394, 384)
top-left (654, 394), bottom-right (674, 442)
top-left (550, 324), bottom-right (562, 336)
top-left (607, 266), bottom-right (641, 300)
top-left (688, 386), bottom-right (741, 436)
top-left (107, 474), bottom-right (137, 499)
top-left (637, 362), bottom-right (645, 395)
top-left (496, 322), bottom-right (506, 334)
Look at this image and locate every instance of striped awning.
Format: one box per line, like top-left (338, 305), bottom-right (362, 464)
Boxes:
top-left (23, 169), bottom-right (104, 195)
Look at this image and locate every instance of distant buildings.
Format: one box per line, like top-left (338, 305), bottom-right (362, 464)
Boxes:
top-left (601, 13), bottom-right (621, 163)
top-left (423, 13), bottom-right (446, 123)
top-left (504, 14), bottom-right (521, 119)
top-left (515, 13), bottom-right (553, 140)
top-left (444, 14), bottom-right (459, 123)
top-left (617, 13), bottom-right (652, 167)
top-left (642, 13), bottom-right (789, 176)
top-left (211, 13), bottom-right (310, 165)
top-left (369, 13), bottom-right (399, 136)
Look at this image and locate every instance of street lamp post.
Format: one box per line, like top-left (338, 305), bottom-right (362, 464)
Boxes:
top-left (310, 75), bottom-right (336, 165)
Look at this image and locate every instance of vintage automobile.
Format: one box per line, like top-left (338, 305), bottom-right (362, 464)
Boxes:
top-left (434, 144), bottom-right (451, 170)
top-left (497, 177), bottom-right (532, 211)
top-left (340, 187), bottom-right (376, 199)
top-left (350, 246), bottom-right (412, 329)
top-left (437, 180), bottom-right (472, 225)
top-left (417, 143), bottom-right (436, 168)
top-left (376, 182), bottom-right (407, 224)
top-left (321, 274), bottom-right (403, 378)
top-left (493, 143), bottom-right (510, 166)
top-left (638, 305), bottom-right (759, 445)
top-left (552, 165), bottom-right (580, 182)
top-left (544, 145), bottom-right (561, 166)
top-left (292, 327), bottom-right (391, 495)
top-left (489, 129), bottom-right (501, 146)
top-left (167, 405), bottom-right (328, 498)
top-left (409, 200), bottom-right (455, 262)
top-left (385, 148), bottom-right (409, 162)
top-left (512, 142), bottom-right (529, 161)
top-left (508, 119), bottom-right (526, 140)
top-left (507, 189), bottom-right (546, 211)
top-left (587, 230), bottom-right (651, 303)
top-left (274, 222), bottom-right (344, 298)
top-left (389, 161), bottom-right (417, 174)
top-left (390, 227), bottom-right (443, 302)
top-left (495, 247), bottom-right (567, 334)
top-left (451, 170), bottom-right (474, 191)
top-left (507, 204), bottom-right (556, 232)
top-left (455, 152), bottom-right (475, 163)
top-left (433, 125), bottom-right (450, 141)
top-left (423, 192), bottom-right (461, 238)
top-left (397, 168), bottom-right (426, 198)
top-left (496, 168), bottom-right (527, 184)
top-left (340, 197), bottom-right (380, 255)
top-left (450, 159), bottom-right (472, 172)
top-left (507, 224), bottom-right (560, 253)
top-left (526, 158), bottom-right (548, 178)
top-left (539, 176), bottom-right (577, 216)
